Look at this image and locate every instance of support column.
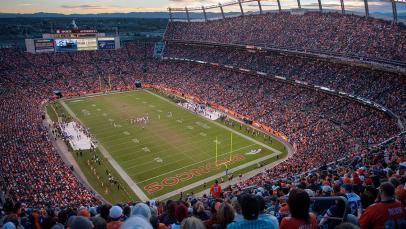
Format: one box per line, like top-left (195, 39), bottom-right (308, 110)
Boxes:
top-left (391, 0), bottom-right (398, 23)
top-left (364, 0), bottom-right (369, 17)
top-left (238, 0), bottom-right (244, 16)
top-left (277, 0), bottom-right (282, 12)
top-left (168, 8), bottom-right (173, 22)
top-left (340, 0), bottom-right (345, 14)
top-left (258, 0), bottom-right (263, 14)
top-left (318, 0), bottom-right (322, 11)
top-left (185, 7), bottom-right (190, 22)
top-left (202, 6), bottom-right (207, 21)
top-left (297, 0), bottom-right (302, 9)
top-left (219, 3), bottom-right (225, 19)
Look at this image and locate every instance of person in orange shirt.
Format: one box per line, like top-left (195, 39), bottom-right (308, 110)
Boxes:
top-left (210, 180), bottom-right (222, 199)
top-left (107, 206), bottom-right (124, 229)
top-left (280, 189), bottom-right (317, 229)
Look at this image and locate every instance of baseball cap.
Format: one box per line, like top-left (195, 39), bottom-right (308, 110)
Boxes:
top-left (109, 206), bottom-right (123, 219)
top-left (322, 185), bottom-right (332, 193)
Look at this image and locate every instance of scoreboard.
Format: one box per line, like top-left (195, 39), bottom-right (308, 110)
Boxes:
top-left (34, 39), bottom-right (55, 53)
top-left (26, 28), bottom-right (119, 54)
top-left (26, 37), bottom-right (119, 53)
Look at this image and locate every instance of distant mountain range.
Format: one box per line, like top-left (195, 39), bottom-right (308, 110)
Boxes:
top-left (0, 12), bottom-right (232, 19)
top-left (0, 12), bottom-right (171, 18)
top-left (0, 11), bottom-right (405, 19)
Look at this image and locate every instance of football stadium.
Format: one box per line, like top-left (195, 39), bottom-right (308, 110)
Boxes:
top-left (1, 0), bottom-right (406, 228)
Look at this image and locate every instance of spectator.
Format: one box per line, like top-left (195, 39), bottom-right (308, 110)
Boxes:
top-left (92, 216), bottom-right (107, 229)
top-left (180, 216), bottom-right (205, 229)
top-left (319, 194), bottom-right (348, 228)
top-left (226, 194), bottom-right (275, 229)
top-left (160, 200), bottom-right (177, 226)
top-left (169, 203), bottom-right (188, 229)
top-left (256, 195), bottom-right (278, 228)
top-left (345, 184), bottom-right (362, 217)
top-left (280, 189), bottom-right (317, 229)
top-left (70, 216), bottom-right (93, 229)
top-left (192, 201), bottom-right (209, 221)
top-left (359, 182), bottom-right (406, 229)
top-left (121, 216), bottom-right (153, 229)
top-left (132, 203), bottom-right (152, 222)
top-left (107, 206), bottom-right (123, 229)
top-left (212, 202), bottom-right (234, 229)
top-left (203, 201), bottom-right (220, 229)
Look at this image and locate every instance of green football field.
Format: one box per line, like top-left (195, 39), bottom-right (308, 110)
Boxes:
top-left (62, 89), bottom-right (286, 199)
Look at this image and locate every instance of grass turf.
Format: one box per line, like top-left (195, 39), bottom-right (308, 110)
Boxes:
top-left (47, 101), bottom-right (139, 203)
top-left (62, 89), bottom-right (287, 199)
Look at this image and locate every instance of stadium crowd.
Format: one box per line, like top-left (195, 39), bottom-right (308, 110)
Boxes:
top-left (165, 12), bottom-right (406, 62)
top-left (0, 16), bottom-right (405, 228)
top-left (0, 135), bottom-right (405, 229)
top-left (145, 61), bottom-right (400, 174)
top-left (164, 44), bottom-right (406, 121)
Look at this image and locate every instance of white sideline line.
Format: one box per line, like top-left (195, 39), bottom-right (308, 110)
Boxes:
top-left (62, 90), bottom-right (287, 200)
top-left (60, 100), bottom-right (150, 201)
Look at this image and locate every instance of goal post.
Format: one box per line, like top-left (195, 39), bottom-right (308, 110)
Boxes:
top-left (215, 133), bottom-right (234, 168)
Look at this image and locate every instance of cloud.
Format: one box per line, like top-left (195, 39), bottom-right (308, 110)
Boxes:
top-left (169, 0), bottom-right (220, 7)
top-left (58, 4), bottom-right (162, 13)
top-left (18, 3), bottom-right (33, 6)
top-left (60, 4), bottom-right (107, 10)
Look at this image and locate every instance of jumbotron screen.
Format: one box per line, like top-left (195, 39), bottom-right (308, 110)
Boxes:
top-left (55, 39), bottom-right (78, 52)
top-left (77, 38), bottom-right (97, 51)
top-left (55, 38), bottom-right (98, 51)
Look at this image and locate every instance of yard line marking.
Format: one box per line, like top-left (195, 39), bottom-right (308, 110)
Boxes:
top-left (63, 90), bottom-right (288, 200)
top-left (60, 100), bottom-right (149, 201)
top-left (145, 89), bottom-right (283, 153)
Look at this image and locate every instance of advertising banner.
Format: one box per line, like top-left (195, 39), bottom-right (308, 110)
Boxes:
top-left (98, 40), bottom-right (115, 50)
top-left (34, 39), bottom-right (55, 53)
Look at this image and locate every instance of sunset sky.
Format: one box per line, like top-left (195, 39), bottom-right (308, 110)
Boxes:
top-left (0, 0), bottom-right (403, 14)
